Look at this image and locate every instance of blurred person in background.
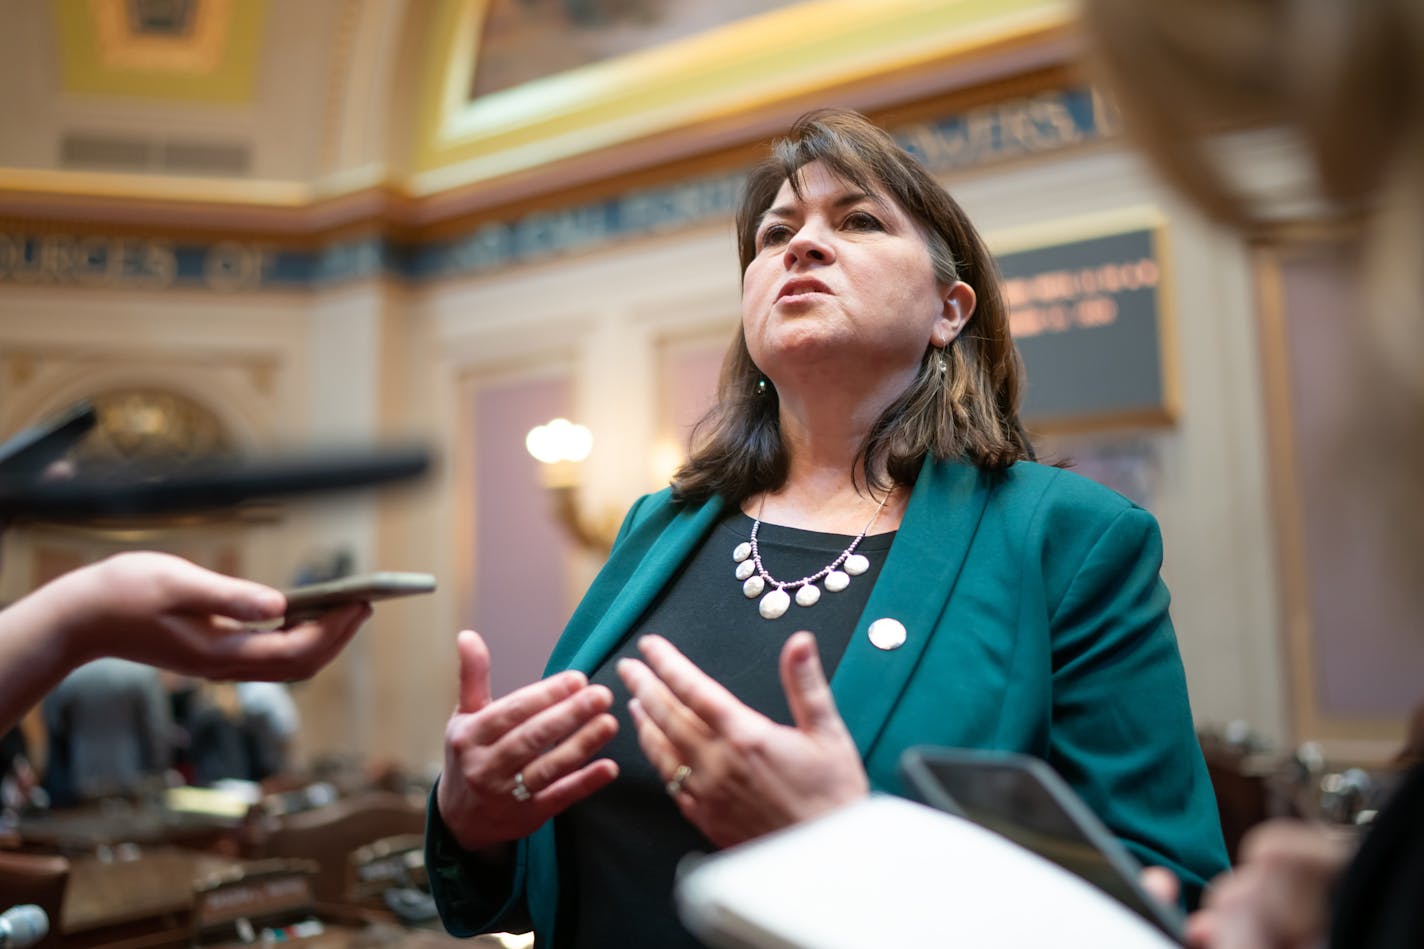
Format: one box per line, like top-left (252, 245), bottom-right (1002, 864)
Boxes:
top-left (0, 723), bottom-right (41, 818)
top-left (41, 656), bottom-right (172, 806)
top-left (1082, 1), bottom-right (1424, 947)
top-left (184, 681), bottom-right (252, 787)
top-left (238, 679), bottom-right (301, 782)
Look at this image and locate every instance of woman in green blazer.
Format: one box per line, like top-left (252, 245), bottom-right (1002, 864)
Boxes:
top-left (428, 109), bottom-right (1227, 947)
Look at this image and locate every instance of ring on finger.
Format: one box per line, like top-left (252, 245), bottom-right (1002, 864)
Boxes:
top-left (665, 763), bottom-right (692, 797)
top-left (511, 771), bottom-right (533, 803)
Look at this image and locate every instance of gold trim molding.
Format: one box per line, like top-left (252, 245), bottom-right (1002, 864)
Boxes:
top-left (413, 0), bottom-right (1075, 193)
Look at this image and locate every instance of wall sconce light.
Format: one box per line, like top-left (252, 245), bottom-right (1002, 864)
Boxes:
top-left (525, 418), bottom-right (618, 553)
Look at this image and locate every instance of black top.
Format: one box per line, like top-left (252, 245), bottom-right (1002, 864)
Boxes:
top-left (1, 726), bottom-right (27, 777)
top-left (1330, 761), bottom-right (1424, 949)
top-left (556, 508), bottom-right (896, 948)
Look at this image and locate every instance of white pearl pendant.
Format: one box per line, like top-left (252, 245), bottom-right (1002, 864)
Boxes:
top-left (824, 570), bottom-right (850, 592)
top-left (743, 575), bottom-right (765, 598)
top-left (759, 588), bottom-right (791, 619)
top-left (733, 542), bottom-right (752, 562)
top-left (844, 553), bottom-right (870, 576)
top-left (735, 560), bottom-right (756, 581)
top-left (794, 584), bottom-right (821, 607)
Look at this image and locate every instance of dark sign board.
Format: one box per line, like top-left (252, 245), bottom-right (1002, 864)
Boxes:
top-left (996, 227), bottom-right (1171, 430)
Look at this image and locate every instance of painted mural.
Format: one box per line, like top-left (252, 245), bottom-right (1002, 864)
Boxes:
top-left (470, 0), bottom-right (802, 98)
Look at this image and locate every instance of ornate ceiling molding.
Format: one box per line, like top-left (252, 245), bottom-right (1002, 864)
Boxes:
top-left (56, 0), bottom-right (265, 101)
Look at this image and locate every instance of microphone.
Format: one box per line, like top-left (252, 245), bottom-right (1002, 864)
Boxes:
top-left (0, 905), bottom-right (48, 948)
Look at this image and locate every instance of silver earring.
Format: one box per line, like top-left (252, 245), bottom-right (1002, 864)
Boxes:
top-left (756, 376), bottom-right (769, 395)
top-left (935, 349), bottom-right (947, 376)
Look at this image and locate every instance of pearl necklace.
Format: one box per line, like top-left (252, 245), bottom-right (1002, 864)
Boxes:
top-left (732, 492), bottom-right (891, 620)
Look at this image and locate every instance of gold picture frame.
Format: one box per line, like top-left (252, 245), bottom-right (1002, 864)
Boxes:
top-left (1253, 233), bottom-right (1412, 760)
top-left (987, 206), bottom-right (1180, 435)
top-left (410, 0), bottom-right (1073, 194)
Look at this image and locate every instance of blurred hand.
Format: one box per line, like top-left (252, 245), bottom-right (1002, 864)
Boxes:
top-left (617, 631), bottom-right (868, 848)
top-left (436, 630), bottom-right (619, 854)
top-left (1140, 865), bottom-right (1181, 906)
top-left (1185, 819), bottom-right (1355, 949)
top-left (57, 551), bottom-right (371, 680)
top-left (1, 550), bottom-right (373, 733)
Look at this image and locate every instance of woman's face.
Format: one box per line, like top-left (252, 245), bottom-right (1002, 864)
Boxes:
top-left (741, 161), bottom-right (963, 388)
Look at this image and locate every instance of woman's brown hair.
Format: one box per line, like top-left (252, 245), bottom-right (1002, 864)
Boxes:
top-left (672, 108), bottom-right (1031, 505)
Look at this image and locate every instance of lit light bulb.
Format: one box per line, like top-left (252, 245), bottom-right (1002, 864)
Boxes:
top-left (525, 418), bottom-right (593, 464)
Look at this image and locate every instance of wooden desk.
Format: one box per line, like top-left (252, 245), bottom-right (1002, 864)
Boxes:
top-left (83, 912), bottom-right (525, 949)
top-left (61, 847), bottom-right (516, 949)
top-left (61, 847), bottom-right (242, 945)
top-left (15, 804), bottom-right (241, 854)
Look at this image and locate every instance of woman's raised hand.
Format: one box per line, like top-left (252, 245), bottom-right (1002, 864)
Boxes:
top-left (617, 631), bottom-right (868, 848)
top-left (436, 630), bottom-right (620, 854)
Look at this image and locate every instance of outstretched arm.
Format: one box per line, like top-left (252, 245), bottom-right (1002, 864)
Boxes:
top-left (0, 550), bottom-right (371, 732)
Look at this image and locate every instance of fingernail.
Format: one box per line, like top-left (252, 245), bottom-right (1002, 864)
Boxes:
top-left (244, 591), bottom-right (285, 620)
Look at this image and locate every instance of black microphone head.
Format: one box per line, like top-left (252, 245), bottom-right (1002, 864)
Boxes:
top-left (0, 904), bottom-right (49, 948)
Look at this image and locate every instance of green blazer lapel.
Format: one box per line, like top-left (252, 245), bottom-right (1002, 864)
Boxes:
top-left (554, 495), bottom-right (726, 675)
top-left (831, 457), bottom-right (991, 759)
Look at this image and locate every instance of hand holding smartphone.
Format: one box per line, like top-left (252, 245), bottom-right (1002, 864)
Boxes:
top-left (282, 572), bottom-right (436, 622)
top-left (899, 747), bottom-right (1187, 943)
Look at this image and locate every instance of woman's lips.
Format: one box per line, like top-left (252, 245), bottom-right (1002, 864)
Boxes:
top-left (777, 279), bottom-right (832, 302)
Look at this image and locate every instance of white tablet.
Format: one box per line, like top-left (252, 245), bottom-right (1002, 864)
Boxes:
top-left (675, 795), bottom-right (1180, 949)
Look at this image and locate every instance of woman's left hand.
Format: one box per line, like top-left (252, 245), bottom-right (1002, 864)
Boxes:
top-left (616, 630), bottom-right (868, 848)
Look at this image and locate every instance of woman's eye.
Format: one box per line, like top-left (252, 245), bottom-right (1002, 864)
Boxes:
top-left (759, 224), bottom-right (793, 248)
top-left (843, 211), bottom-right (883, 231)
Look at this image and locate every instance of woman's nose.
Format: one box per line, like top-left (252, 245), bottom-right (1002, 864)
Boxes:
top-left (783, 223), bottom-right (834, 268)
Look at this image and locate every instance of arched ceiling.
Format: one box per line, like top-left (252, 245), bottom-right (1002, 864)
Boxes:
top-left (0, 0), bottom-right (1081, 241)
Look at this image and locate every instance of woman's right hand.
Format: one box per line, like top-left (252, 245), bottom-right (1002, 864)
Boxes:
top-left (436, 630), bottom-right (620, 854)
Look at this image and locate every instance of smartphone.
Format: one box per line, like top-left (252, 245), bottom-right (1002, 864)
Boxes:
top-left (899, 747), bottom-right (1187, 943)
top-left (282, 572), bottom-right (436, 619)
top-left (0, 400), bottom-right (97, 478)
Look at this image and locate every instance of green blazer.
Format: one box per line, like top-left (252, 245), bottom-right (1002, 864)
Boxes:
top-left (428, 457), bottom-right (1229, 942)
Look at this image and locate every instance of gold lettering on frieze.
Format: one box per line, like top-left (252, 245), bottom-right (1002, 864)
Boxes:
top-left (1000, 107), bottom-right (1034, 153)
top-left (42, 236), bottom-right (77, 278)
top-left (75, 236), bottom-right (114, 285)
top-left (3, 234), bottom-right (45, 283)
top-left (900, 92), bottom-right (1090, 173)
top-left (146, 240), bottom-right (177, 288)
top-left (900, 124), bottom-right (963, 171)
top-left (964, 109), bottom-right (1001, 157)
top-left (1027, 95), bottom-right (1083, 151)
top-left (1090, 86), bottom-right (1123, 137)
top-left (0, 234), bottom-right (176, 289)
top-left (203, 241), bottom-right (264, 292)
